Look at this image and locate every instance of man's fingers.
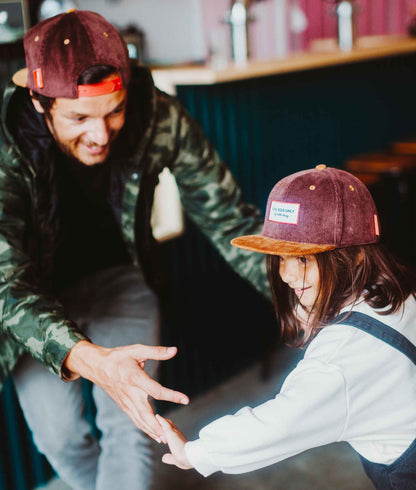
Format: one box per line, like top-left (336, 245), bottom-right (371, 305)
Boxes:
top-left (156, 414), bottom-right (175, 431)
top-left (136, 371), bottom-right (189, 405)
top-left (153, 385), bottom-right (189, 405)
top-left (121, 389), bottom-right (167, 439)
top-left (135, 345), bottom-right (178, 361)
top-left (139, 402), bottom-right (166, 438)
top-left (113, 386), bottom-right (162, 439)
top-left (120, 397), bottom-right (161, 439)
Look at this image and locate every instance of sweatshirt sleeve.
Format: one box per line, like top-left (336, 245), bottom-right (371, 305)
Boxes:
top-left (184, 359), bottom-right (348, 476)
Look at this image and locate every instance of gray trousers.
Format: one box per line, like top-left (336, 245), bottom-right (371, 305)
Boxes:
top-left (12, 266), bottom-right (159, 490)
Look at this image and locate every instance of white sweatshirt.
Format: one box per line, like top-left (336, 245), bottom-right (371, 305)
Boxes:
top-left (185, 295), bottom-right (416, 477)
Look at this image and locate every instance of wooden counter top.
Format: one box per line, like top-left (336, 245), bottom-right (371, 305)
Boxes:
top-left (152, 35), bottom-right (416, 94)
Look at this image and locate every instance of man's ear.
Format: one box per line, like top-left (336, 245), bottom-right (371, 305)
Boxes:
top-left (30, 90), bottom-right (45, 114)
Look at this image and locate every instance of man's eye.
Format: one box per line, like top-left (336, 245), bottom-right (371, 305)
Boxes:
top-left (110, 106), bottom-right (125, 116)
top-left (73, 116), bottom-right (86, 122)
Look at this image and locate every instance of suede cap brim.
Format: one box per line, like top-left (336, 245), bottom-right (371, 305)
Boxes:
top-left (231, 235), bottom-right (335, 256)
top-left (12, 68), bottom-right (28, 88)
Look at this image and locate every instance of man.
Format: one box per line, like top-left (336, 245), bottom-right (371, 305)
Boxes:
top-left (0, 9), bottom-right (268, 490)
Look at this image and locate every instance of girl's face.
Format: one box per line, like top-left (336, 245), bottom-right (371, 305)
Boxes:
top-left (278, 255), bottom-right (320, 311)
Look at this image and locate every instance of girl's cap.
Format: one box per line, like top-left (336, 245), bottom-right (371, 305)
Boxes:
top-left (12, 10), bottom-right (131, 99)
top-left (231, 165), bottom-right (380, 256)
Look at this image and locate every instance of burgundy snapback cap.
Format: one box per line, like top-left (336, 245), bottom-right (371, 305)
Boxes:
top-left (231, 165), bottom-right (380, 256)
top-left (12, 9), bottom-right (131, 99)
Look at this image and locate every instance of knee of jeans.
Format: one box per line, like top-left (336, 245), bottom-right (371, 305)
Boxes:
top-left (33, 419), bottom-right (97, 458)
top-left (100, 424), bottom-right (151, 451)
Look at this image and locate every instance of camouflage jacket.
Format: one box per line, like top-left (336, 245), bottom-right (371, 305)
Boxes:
top-left (0, 65), bottom-right (269, 389)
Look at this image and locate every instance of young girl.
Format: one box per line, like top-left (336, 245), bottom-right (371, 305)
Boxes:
top-left (156, 165), bottom-right (416, 489)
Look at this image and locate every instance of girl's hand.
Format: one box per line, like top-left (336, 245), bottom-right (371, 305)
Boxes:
top-left (156, 414), bottom-right (193, 470)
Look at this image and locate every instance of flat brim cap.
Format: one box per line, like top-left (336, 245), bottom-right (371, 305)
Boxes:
top-left (231, 165), bottom-right (380, 256)
top-left (231, 235), bottom-right (335, 256)
top-left (13, 10), bottom-right (130, 98)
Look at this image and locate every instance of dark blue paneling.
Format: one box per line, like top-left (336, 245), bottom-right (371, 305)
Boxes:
top-left (0, 378), bottom-right (53, 490)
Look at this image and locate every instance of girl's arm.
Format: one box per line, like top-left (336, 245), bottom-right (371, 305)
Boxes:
top-left (159, 360), bottom-right (348, 477)
top-left (157, 415), bottom-right (194, 470)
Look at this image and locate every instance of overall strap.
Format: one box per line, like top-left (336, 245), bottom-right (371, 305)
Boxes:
top-left (333, 311), bottom-right (416, 366)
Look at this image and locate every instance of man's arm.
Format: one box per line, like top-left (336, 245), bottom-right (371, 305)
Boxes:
top-left (0, 149), bottom-right (188, 436)
top-left (64, 340), bottom-right (189, 440)
top-left (0, 149), bottom-right (86, 378)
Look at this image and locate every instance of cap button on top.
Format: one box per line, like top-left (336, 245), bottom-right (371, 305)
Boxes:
top-left (315, 164), bottom-right (327, 171)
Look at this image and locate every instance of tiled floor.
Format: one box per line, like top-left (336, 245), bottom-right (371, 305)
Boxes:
top-left (37, 345), bottom-right (373, 490)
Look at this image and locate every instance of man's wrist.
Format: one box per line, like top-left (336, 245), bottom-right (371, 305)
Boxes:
top-left (62, 339), bottom-right (99, 381)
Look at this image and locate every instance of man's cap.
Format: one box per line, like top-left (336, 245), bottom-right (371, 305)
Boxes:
top-left (12, 10), bottom-right (131, 99)
top-left (231, 165), bottom-right (380, 256)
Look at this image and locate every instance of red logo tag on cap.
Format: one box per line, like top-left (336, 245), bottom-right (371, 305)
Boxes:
top-left (374, 214), bottom-right (380, 236)
top-left (33, 69), bottom-right (44, 89)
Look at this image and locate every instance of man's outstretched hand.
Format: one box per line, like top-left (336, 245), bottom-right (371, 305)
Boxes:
top-left (64, 340), bottom-right (189, 441)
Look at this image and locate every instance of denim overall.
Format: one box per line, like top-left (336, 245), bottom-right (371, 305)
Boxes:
top-left (333, 312), bottom-right (416, 489)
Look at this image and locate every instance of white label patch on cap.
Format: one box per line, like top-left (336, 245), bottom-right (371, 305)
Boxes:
top-left (269, 201), bottom-right (300, 225)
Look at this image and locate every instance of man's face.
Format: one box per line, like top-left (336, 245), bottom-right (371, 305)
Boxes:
top-left (34, 77), bottom-right (127, 166)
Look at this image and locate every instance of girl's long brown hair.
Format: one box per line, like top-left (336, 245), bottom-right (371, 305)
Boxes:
top-left (267, 243), bottom-right (416, 347)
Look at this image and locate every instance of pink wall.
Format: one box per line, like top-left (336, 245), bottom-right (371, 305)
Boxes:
top-left (200, 0), bottom-right (416, 60)
top-left (300, 0), bottom-right (416, 50)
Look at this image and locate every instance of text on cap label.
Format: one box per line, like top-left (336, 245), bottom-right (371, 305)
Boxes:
top-left (269, 201), bottom-right (300, 225)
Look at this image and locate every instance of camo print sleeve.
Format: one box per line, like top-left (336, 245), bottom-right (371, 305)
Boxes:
top-left (168, 100), bottom-right (271, 300)
top-left (0, 147), bottom-right (87, 383)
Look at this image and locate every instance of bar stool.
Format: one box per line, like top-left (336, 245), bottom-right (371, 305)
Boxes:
top-left (345, 150), bottom-right (416, 266)
top-left (391, 137), bottom-right (416, 156)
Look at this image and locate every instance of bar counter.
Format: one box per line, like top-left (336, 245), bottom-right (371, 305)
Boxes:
top-left (152, 35), bottom-right (416, 94)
